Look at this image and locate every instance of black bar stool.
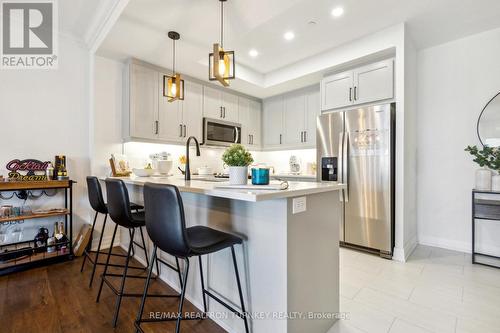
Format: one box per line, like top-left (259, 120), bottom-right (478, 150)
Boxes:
top-left (135, 183), bottom-right (249, 333)
top-left (81, 176), bottom-right (149, 287)
top-left (97, 178), bottom-right (182, 327)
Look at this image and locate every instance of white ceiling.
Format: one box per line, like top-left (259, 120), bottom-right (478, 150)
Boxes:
top-left (97, 0), bottom-right (500, 98)
top-left (59, 0), bottom-right (103, 40)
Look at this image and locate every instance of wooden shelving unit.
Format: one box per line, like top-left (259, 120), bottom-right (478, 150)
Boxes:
top-left (0, 209), bottom-right (69, 223)
top-left (0, 180), bottom-right (74, 275)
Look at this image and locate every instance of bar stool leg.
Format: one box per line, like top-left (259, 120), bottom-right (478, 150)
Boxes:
top-left (198, 256), bottom-right (208, 313)
top-left (88, 214), bottom-right (107, 287)
top-left (96, 223), bottom-right (118, 303)
top-left (176, 258), bottom-right (190, 333)
top-left (112, 228), bottom-right (135, 327)
top-left (175, 257), bottom-right (183, 289)
top-left (139, 227), bottom-right (150, 269)
top-left (129, 229), bottom-right (136, 257)
top-left (231, 246), bottom-right (249, 333)
top-left (135, 245), bottom-right (158, 333)
top-left (81, 211), bottom-right (98, 272)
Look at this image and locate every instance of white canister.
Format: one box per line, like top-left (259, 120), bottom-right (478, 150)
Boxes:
top-left (476, 168), bottom-right (492, 190)
top-left (492, 174), bottom-right (500, 192)
top-left (229, 166), bottom-right (248, 185)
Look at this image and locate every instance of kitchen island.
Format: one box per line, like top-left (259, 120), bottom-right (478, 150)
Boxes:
top-left (111, 176), bottom-right (345, 333)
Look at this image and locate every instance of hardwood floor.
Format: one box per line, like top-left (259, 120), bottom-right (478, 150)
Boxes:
top-left (0, 247), bottom-right (226, 333)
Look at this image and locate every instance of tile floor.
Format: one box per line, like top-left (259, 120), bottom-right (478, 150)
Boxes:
top-left (328, 245), bottom-right (500, 333)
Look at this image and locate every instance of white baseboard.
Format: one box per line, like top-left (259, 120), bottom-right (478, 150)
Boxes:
top-left (392, 235), bottom-right (418, 262)
top-left (418, 235), bottom-right (471, 253)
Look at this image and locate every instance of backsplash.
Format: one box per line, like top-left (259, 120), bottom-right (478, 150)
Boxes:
top-left (123, 142), bottom-right (316, 176)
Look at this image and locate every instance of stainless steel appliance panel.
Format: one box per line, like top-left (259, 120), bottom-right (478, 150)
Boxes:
top-left (203, 118), bottom-right (241, 147)
top-left (317, 111), bottom-right (345, 240)
top-left (343, 104), bottom-right (392, 252)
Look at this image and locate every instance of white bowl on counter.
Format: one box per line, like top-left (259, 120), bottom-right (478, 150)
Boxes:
top-left (132, 168), bottom-right (155, 177)
top-left (156, 160), bottom-right (173, 175)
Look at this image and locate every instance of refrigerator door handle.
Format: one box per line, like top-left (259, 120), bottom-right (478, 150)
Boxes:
top-left (343, 131), bottom-right (349, 202)
top-left (338, 131), bottom-right (344, 202)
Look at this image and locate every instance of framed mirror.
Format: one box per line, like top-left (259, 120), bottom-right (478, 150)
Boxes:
top-left (478, 92), bottom-right (500, 147)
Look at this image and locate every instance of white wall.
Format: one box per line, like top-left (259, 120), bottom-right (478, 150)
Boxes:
top-left (0, 36), bottom-right (91, 241)
top-left (417, 27), bottom-right (500, 254)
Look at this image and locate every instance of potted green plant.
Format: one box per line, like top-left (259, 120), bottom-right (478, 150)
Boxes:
top-left (465, 145), bottom-right (500, 190)
top-left (222, 144), bottom-right (254, 185)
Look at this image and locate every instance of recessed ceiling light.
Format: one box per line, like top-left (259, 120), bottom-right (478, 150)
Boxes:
top-left (284, 31), bottom-right (295, 41)
top-left (331, 6), bottom-right (344, 18)
top-left (249, 49), bottom-right (259, 57)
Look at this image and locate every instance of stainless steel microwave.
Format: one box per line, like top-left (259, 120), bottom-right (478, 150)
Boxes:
top-left (203, 118), bottom-right (242, 147)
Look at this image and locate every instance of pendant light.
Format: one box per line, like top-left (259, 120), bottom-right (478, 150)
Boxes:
top-left (163, 31), bottom-right (184, 102)
top-left (208, 0), bottom-right (235, 87)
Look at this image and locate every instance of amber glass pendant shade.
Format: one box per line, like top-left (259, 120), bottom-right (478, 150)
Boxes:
top-left (163, 31), bottom-right (184, 102)
top-left (209, 43), bottom-right (235, 86)
top-left (163, 73), bottom-right (184, 102)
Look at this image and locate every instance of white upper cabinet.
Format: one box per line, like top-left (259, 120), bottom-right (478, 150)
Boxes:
top-left (128, 63), bottom-right (158, 140)
top-left (321, 71), bottom-right (353, 111)
top-left (262, 85), bottom-right (320, 150)
top-left (182, 81), bottom-right (203, 139)
top-left (263, 96), bottom-right (284, 147)
top-left (283, 93), bottom-right (306, 145)
top-left (249, 99), bottom-right (262, 147)
top-left (321, 59), bottom-right (394, 111)
top-left (353, 60), bottom-right (394, 105)
top-left (239, 97), bottom-right (262, 148)
top-left (158, 72), bottom-right (183, 142)
top-left (203, 86), bottom-right (239, 122)
top-left (304, 87), bottom-right (320, 145)
top-left (222, 92), bottom-right (239, 122)
top-left (203, 86), bottom-right (223, 120)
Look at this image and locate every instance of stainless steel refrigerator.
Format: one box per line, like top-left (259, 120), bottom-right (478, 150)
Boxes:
top-left (316, 103), bottom-right (395, 258)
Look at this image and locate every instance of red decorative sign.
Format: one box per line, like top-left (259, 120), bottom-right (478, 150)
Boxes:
top-left (6, 159), bottom-right (49, 181)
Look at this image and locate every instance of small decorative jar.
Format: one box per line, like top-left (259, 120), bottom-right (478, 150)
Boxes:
top-left (476, 168), bottom-right (492, 190)
top-left (492, 174), bottom-right (500, 192)
top-left (251, 167), bottom-right (270, 185)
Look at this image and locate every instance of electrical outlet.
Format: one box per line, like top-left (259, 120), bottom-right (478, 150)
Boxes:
top-left (292, 196), bottom-right (307, 214)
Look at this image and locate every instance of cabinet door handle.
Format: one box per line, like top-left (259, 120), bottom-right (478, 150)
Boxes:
top-left (179, 124), bottom-right (183, 137)
top-left (248, 134), bottom-right (250, 144)
top-left (279, 134), bottom-right (282, 145)
top-left (304, 131), bottom-right (307, 142)
top-left (220, 106), bottom-right (223, 118)
top-left (300, 131), bottom-right (303, 143)
top-left (354, 86), bottom-right (357, 101)
top-left (155, 121), bottom-right (159, 135)
top-left (223, 107), bottom-right (226, 118)
top-left (183, 125), bottom-right (187, 137)
top-left (349, 87), bottom-right (352, 102)
top-left (250, 134), bottom-right (253, 145)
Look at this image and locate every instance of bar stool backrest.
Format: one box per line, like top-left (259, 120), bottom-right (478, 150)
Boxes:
top-left (86, 176), bottom-right (107, 214)
top-left (105, 178), bottom-right (136, 228)
top-left (143, 183), bottom-right (191, 258)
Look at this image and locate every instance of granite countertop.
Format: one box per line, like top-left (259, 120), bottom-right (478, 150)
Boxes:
top-left (106, 176), bottom-right (344, 202)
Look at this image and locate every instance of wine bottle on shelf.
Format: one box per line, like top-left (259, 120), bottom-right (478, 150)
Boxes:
top-left (47, 222), bottom-right (57, 253)
top-left (55, 222), bottom-right (68, 253)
